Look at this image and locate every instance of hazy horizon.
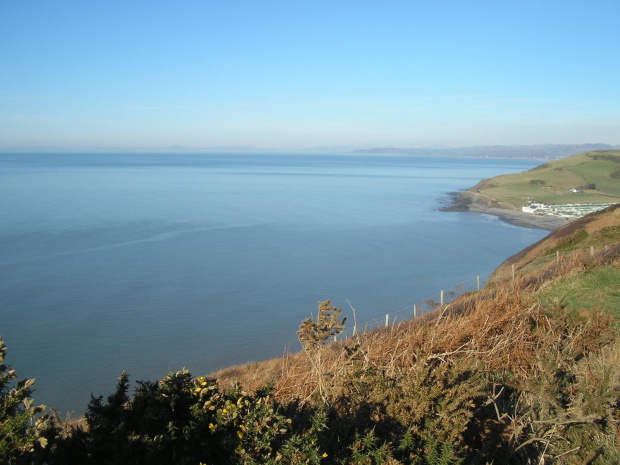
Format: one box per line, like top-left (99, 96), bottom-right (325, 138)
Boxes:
top-left (2, 142), bottom-right (618, 156)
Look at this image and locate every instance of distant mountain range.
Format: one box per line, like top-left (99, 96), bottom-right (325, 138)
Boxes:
top-left (6, 143), bottom-right (619, 158)
top-left (352, 144), bottom-right (620, 159)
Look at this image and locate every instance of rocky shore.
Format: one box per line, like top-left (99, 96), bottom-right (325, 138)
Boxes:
top-left (441, 190), bottom-right (571, 231)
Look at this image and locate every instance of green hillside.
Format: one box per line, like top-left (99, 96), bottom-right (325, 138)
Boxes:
top-left (471, 150), bottom-right (620, 207)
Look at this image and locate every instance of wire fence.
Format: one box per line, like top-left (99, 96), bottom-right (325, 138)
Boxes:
top-left (335, 273), bottom-right (490, 341)
top-left (494, 243), bottom-right (619, 282)
top-left (333, 243), bottom-right (620, 342)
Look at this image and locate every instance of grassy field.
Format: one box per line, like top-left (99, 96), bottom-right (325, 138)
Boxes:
top-left (538, 264), bottom-right (620, 320)
top-left (472, 150), bottom-right (620, 207)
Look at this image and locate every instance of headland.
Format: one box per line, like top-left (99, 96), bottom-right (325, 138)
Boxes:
top-left (441, 150), bottom-right (620, 231)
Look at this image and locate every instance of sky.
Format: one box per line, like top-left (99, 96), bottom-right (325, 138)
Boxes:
top-left (1, 1), bottom-right (620, 151)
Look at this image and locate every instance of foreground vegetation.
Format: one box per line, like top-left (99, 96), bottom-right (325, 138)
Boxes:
top-left (2, 208), bottom-right (620, 464)
top-left (468, 150), bottom-right (620, 208)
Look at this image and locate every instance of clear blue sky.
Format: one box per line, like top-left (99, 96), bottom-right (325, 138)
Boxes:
top-left (1, 1), bottom-right (619, 151)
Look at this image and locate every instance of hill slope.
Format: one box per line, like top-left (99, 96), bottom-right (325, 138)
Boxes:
top-left (353, 143), bottom-right (620, 159)
top-left (466, 150), bottom-right (620, 208)
top-left (209, 207), bottom-right (620, 463)
top-left (492, 203), bottom-right (620, 279)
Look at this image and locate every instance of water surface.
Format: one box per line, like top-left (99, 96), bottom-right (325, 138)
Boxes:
top-left (0, 153), bottom-right (547, 414)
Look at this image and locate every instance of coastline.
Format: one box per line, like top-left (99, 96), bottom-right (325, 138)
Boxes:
top-left (465, 203), bottom-right (570, 231)
top-left (441, 191), bottom-right (571, 231)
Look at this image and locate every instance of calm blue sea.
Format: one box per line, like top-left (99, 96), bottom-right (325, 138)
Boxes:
top-left (0, 152), bottom-right (547, 415)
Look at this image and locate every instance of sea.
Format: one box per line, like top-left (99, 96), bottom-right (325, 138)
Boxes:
top-left (0, 152), bottom-right (548, 415)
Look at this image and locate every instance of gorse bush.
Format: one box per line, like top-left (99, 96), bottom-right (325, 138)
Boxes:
top-left (0, 336), bottom-right (55, 465)
top-left (45, 369), bottom-right (329, 465)
top-left (297, 300), bottom-right (346, 405)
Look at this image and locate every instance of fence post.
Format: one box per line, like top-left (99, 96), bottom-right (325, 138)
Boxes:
top-left (477, 275), bottom-right (480, 291)
top-left (347, 299), bottom-right (358, 336)
top-left (385, 314), bottom-right (389, 327)
top-left (590, 246), bottom-right (595, 257)
top-left (557, 250), bottom-right (560, 264)
top-left (440, 290), bottom-right (444, 306)
top-left (512, 264), bottom-right (515, 281)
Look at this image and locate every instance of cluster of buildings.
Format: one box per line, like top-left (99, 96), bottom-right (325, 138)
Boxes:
top-left (521, 201), bottom-right (616, 218)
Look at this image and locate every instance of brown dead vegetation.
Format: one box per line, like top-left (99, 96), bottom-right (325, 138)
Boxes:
top-left (211, 230), bottom-right (620, 462)
top-left (215, 245), bottom-right (619, 401)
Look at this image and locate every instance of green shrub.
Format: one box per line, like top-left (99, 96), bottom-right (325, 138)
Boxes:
top-left (47, 370), bottom-right (329, 465)
top-left (0, 336), bottom-right (56, 465)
